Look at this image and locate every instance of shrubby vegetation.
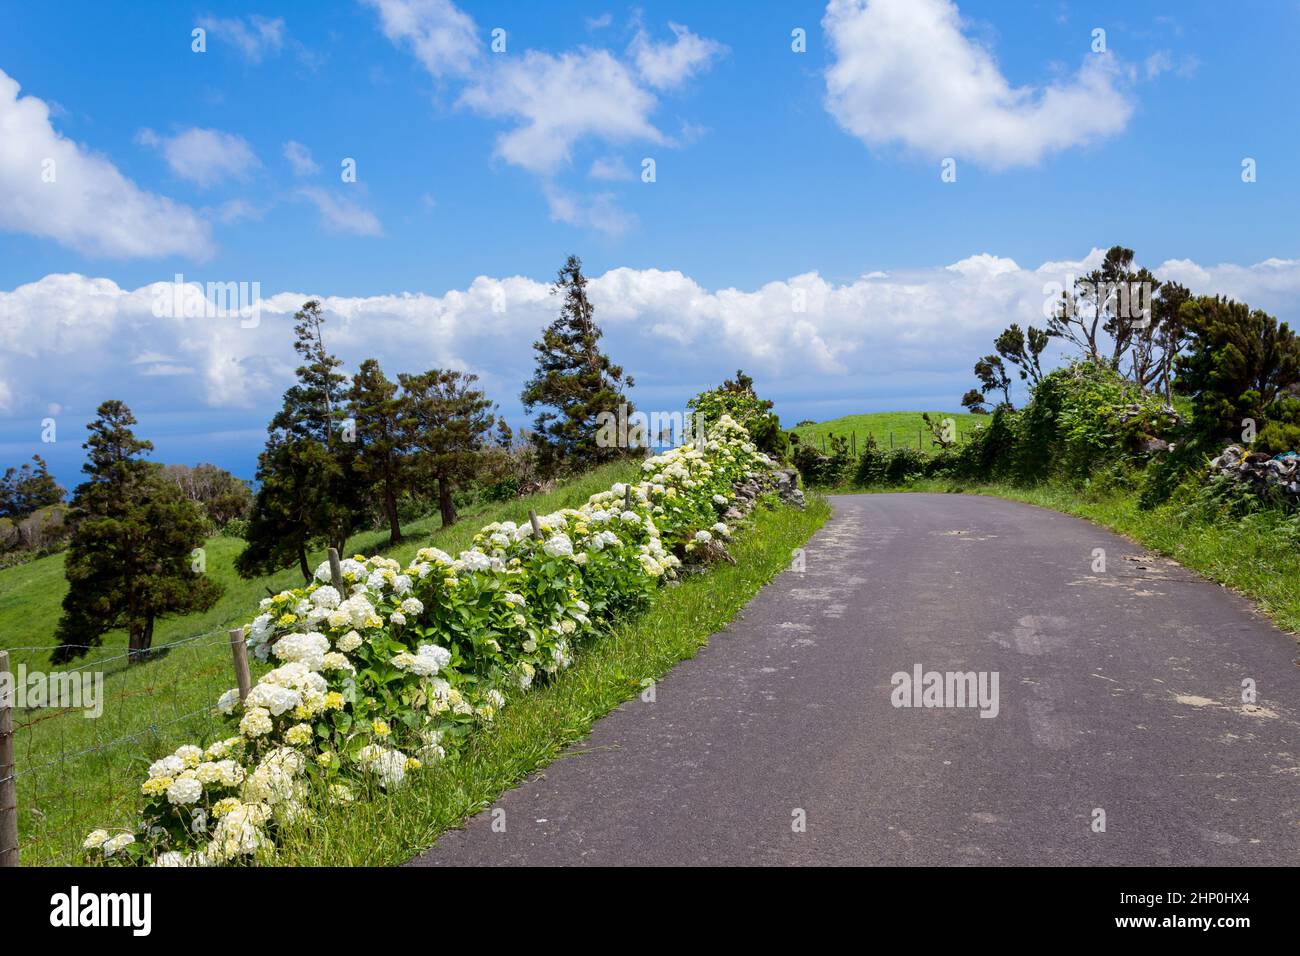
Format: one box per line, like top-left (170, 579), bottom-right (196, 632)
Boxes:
top-left (793, 245), bottom-right (1300, 536)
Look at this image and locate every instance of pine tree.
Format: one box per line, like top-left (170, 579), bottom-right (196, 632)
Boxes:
top-left (349, 358), bottom-right (407, 544)
top-left (238, 302), bottom-right (367, 582)
top-left (521, 255), bottom-right (633, 471)
top-left (400, 369), bottom-right (497, 528)
top-left (53, 401), bottom-right (219, 663)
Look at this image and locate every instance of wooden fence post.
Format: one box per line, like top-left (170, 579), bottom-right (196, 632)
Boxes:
top-left (528, 510), bottom-right (543, 539)
top-left (889, 431), bottom-right (894, 449)
top-left (0, 650), bottom-right (17, 867)
top-left (624, 486), bottom-right (633, 511)
top-left (327, 547), bottom-right (344, 589)
top-left (228, 628), bottom-right (252, 704)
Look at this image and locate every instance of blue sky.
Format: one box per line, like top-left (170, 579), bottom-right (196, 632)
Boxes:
top-left (2, 0), bottom-right (1299, 488)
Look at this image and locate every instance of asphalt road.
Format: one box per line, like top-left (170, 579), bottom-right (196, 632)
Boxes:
top-left (409, 493), bottom-right (1300, 866)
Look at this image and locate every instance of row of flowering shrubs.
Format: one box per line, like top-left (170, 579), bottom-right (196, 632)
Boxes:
top-left (83, 415), bottom-right (779, 866)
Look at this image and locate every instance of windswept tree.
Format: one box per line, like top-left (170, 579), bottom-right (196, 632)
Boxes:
top-left (973, 354), bottom-right (1013, 408)
top-left (53, 401), bottom-right (219, 663)
top-left (400, 369), bottom-right (497, 528)
top-left (349, 358), bottom-right (407, 544)
top-left (521, 255), bottom-right (634, 472)
top-left (0, 455), bottom-right (64, 519)
top-left (994, 323), bottom-right (1049, 388)
top-left (960, 389), bottom-right (989, 414)
top-left (239, 301), bottom-right (366, 582)
top-left (1044, 245), bottom-right (1194, 396)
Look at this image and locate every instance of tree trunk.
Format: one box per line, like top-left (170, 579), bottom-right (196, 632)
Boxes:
top-left (384, 479), bottom-right (401, 544)
top-left (298, 544), bottom-right (310, 584)
top-left (438, 476), bottom-right (457, 528)
top-left (128, 613), bottom-right (154, 663)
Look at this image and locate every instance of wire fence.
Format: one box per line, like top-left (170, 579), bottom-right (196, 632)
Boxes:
top-left (0, 624), bottom-right (252, 866)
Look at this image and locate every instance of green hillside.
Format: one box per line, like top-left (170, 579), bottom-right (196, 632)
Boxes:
top-left (790, 411), bottom-right (985, 453)
top-left (1, 461), bottom-right (639, 865)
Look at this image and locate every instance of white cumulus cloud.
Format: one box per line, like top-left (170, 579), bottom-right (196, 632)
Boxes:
top-left (362, 0), bottom-right (480, 78)
top-left (631, 22), bottom-right (727, 90)
top-left (138, 127), bottom-right (260, 188)
top-left (6, 252), bottom-right (1300, 423)
top-left (822, 0), bottom-right (1134, 169)
top-left (0, 68), bottom-right (212, 258)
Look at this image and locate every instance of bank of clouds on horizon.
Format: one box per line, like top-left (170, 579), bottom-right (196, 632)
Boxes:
top-left (3, 250), bottom-right (1299, 424)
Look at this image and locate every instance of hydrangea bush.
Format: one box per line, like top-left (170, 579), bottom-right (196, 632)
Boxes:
top-left (84, 415), bottom-right (777, 866)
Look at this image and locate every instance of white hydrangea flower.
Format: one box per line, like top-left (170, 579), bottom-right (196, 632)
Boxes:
top-left (206, 803), bottom-right (271, 864)
top-left (103, 833), bottom-right (136, 856)
top-left (166, 777), bottom-right (203, 806)
top-left (239, 707), bottom-right (274, 738)
top-left (399, 597), bottom-right (424, 616)
top-left (272, 631), bottom-right (330, 671)
top-left (456, 550), bottom-right (493, 572)
top-left (693, 530), bottom-right (712, 543)
top-left (83, 829), bottom-right (109, 850)
top-left (390, 611), bottom-right (407, 627)
top-left (542, 534), bottom-right (574, 558)
top-left (245, 684), bottom-right (302, 718)
top-left (339, 594), bottom-right (375, 627)
top-left (356, 745), bottom-right (408, 789)
top-left (311, 585), bottom-right (341, 609)
top-left (148, 755), bottom-right (185, 780)
top-left (417, 547), bottom-right (453, 565)
top-left (336, 630), bottom-right (363, 653)
top-left (395, 643), bottom-right (451, 677)
top-left (321, 652), bottom-right (355, 673)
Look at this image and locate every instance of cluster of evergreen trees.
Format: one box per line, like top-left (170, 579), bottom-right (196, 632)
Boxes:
top-left (239, 255), bottom-right (635, 583)
top-left (234, 300), bottom-right (506, 582)
top-left (46, 254), bottom-right (635, 661)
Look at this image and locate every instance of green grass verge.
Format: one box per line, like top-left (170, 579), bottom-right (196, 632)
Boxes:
top-left (274, 493), bottom-right (830, 866)
top-left (790, 411), bottom-right (982, 453)
top-left (6, 461), bottom-right (641, 866)
top-left (845, 478), bottom-right (1300, 636)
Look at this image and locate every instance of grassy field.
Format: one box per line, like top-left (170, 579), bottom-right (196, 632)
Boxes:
top-left (276, 493), bottom-right (831, 866)
top-left (3, 461), bottom-right (641, 865)
top-left (857, 479), bottom-right (1300, 636)
top-left (790, 411), bottom-right (984, 453)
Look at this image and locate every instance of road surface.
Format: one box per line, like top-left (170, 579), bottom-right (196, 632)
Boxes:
top-left (409, 493), bottom-right (1300, 866)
